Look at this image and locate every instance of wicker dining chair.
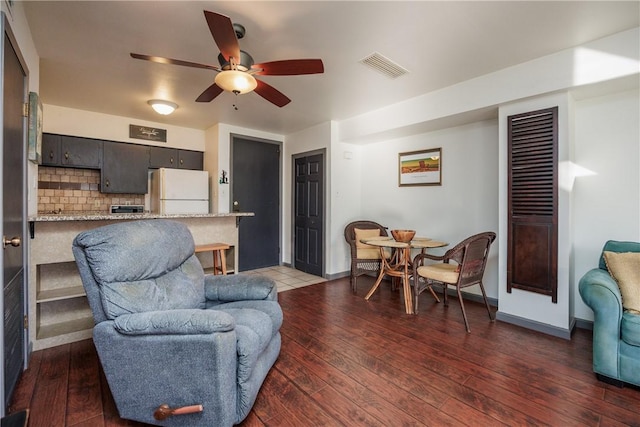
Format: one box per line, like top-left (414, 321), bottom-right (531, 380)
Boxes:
top-left (412, 231), bottom-right (496, 332)
top-left (344, 220), bottom-right (389, 293)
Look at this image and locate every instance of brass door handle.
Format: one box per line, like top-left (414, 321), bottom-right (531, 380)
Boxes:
top-left (3, 236), bottom-right (21, 248)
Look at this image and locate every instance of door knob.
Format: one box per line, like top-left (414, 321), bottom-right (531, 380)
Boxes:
top-left (3, 236), bottom-right (21, 248)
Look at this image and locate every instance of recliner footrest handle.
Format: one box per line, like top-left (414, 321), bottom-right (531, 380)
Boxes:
top-left (154, 403), bottom-right (204, 420)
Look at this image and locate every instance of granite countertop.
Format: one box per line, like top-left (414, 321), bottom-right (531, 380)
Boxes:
top-left (29, 212), bottom-right (254, 222)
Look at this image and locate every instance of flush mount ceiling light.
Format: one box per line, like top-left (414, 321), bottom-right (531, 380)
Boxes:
top-left (148, 99), bottom-right (178, 115)
top-left (214, 70), bottom-right (257, 94)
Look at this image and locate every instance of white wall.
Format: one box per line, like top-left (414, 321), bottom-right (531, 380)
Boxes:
top-left (357, 120), bottom-right (500, 296)
top-left (329, 136), bottom-right (365, 276)
top-left (572, 88), bottom-right (640, 320)
top-left (42, 105), bottom-right (205, 150)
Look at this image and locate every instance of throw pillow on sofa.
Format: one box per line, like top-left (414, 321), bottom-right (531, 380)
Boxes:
top-left (603, 251), bottom-right (640, 314)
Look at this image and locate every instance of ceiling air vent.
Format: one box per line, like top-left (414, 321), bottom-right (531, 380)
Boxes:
top-left (359, 52), bottom-right (409, 79)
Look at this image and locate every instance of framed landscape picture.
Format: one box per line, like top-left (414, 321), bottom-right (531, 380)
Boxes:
top-left (398, 147), bottom-right (441, 186)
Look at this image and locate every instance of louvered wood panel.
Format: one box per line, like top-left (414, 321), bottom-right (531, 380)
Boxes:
top-left (507, 107), bottom-right (558, 302)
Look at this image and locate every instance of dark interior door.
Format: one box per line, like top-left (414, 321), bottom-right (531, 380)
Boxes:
top-left (232, 136), bottom-right (280, 271)
top-left (293, 153), bottom-right (324, 276)
top-left (2, 24), bottom-right (26, 410)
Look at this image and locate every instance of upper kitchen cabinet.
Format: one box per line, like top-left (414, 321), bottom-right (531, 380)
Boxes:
top-left (41, 133), bottom-right (61, 165)
top-left (178, 150), bottom-right (203, 170)
top-left (101, 142), bottom-right (149, 194)
top-left (149, 146), bottom-right (203, 170)
top-left (41, 133), bottom-right (102, 169)
top-left (62, 136), bottom-right (103, 168)
top-left (149, 146), bottom-right (177, 168)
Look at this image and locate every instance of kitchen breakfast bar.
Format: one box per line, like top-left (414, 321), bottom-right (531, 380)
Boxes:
top-left (27, 212), bottom-right (253, 351)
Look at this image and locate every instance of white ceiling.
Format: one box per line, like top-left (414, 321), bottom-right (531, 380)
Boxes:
top-left (23, 1), bottom-right (640, 135)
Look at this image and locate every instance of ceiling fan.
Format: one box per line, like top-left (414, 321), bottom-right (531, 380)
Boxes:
top-left (131, 10), bottom-right (324, 107)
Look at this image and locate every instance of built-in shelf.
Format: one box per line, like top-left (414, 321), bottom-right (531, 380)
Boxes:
top-left (37, 286), bottom-right (86, 303)
top-left (36, 316), bottom-right (95, 340)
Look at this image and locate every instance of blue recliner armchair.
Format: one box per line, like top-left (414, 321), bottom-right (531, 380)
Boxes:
top-left (72, 219), bottom-right (282, 426)
top-left (579, 240), bottom-right (640, 387)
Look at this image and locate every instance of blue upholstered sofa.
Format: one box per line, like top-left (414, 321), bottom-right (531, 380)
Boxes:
top-left (72, 219), bottom-right (282, 426)
top-left (579, 240), bottom-right (640, 387)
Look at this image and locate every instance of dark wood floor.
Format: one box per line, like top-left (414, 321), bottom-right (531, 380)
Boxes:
top-left (8, 276), bottom-right (640, 426)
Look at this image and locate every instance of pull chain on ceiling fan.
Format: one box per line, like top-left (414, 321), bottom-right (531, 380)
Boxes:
top-left (131, 10), bottom-right (324, 107)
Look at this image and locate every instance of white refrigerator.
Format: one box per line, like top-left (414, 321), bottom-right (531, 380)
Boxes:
top-left (150, 168), bottom-right (209, 214)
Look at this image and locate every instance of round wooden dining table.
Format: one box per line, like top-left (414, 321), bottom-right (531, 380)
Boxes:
top-left (361, 237), bottom-right (448, 314)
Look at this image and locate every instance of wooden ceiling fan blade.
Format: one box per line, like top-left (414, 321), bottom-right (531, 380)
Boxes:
top-left (130, 53), bottom-right (219, 71)
top-left (254, 79), bottom-right (291, 107)
top-left (195, 83), bottom-right (224, 102)
top-left (252, 59), bottom-right (324, 76)
top-left (203, 11), bottom-right (241, 63)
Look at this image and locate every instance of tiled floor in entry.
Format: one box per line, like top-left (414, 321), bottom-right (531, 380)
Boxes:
top-left (243, 265), bottom-right (327, 292)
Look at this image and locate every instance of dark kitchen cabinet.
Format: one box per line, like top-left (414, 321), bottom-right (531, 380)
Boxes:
top-left (149, 146), bottom-right (178, 168)
top-left (178, 150), bottom-right (203, 170)
top-left (41, 133), bottom-right (102, 169)
top-left (61, 136), bottom-right (102, 168)
top-left (41, 133), bottom-right (61, 165)
top-left (101, 142), bottom-right (149, 194)
top-left (41, 133), bottom-right (203, 194)
top-left (149, 146), bottom-right (203, 170)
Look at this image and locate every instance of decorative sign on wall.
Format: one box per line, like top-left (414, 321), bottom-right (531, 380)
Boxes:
top-left (129, 124), bottom-right (167, 142)
top-left (28, 92), bottom-right (43, 164)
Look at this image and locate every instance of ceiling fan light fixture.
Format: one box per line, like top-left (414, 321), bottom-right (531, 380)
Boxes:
top-left (215, 70), bottom-right (257, 94)
top-left (148, 99), bottom-right (178, 115)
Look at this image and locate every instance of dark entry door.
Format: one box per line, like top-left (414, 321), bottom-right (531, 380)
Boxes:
top-left (2, 20), bottom-right (27, 411)
top-left (293, 153), bottom-right (324, 276)
top-left (231, 136), bottom-right (280, 271)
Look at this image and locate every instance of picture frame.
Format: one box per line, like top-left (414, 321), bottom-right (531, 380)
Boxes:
top-left (398, 147), bottom-right (441, 186)
top-left (27, 91), bottom-right (43, 164)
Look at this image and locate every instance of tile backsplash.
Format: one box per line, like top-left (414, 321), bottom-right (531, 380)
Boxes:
top-left (38, 166), bottom-right (145, 214)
